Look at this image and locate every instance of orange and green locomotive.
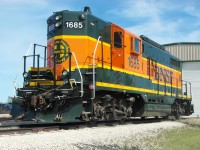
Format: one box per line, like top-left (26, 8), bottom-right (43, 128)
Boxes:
top-left (11, 7), bottom-right (194, 122)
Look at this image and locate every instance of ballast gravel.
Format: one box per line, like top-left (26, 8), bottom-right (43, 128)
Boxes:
top-left (0, 121), bottom-right (185, 150)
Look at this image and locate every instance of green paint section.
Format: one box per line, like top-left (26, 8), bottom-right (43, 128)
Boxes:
top-left (146, 94), bottom-right (175, 105)
top-left (142, 40), bottom-right (181, 71)
top-left (61, 103), bottom-right (82, 122)
top-left (95, 68), bottom-right (180, 99)
top-left (36, 98), bottom-right (83, 123)
top-left (47, 10), bottom-right (111, 44)
top-left (143, 103), bottom-right (171, 116)
top-left (86, 14), bottom-right (111, 43)
top-left (37, 113), bottom-right (56, 122)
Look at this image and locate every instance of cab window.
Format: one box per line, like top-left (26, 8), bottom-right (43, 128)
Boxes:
top-left (114, 31), bottom-right (122, 48)
top-left (130, 37), bottom-right (133, 50)
top-left (134, 38), bottom-right (140, 53)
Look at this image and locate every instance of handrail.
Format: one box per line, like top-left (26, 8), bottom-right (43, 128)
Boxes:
top-left (23, 54), bottom-right (40, 74)
top-left (91, 36), bottom-right (102, 100)
top-left (71, 52), bottom-right (84, 97)
top-left (182, 80), bottom-right (192, 98)
top-left (33, 43), bottom-right (47, 68)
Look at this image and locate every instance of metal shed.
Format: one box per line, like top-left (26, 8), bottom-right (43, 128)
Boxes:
top-left (164, 42), bottom-right (200, 116)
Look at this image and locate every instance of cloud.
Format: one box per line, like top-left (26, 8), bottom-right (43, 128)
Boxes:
top-left (126, 17), bottom-right (200, 44)
top-left (108, 0), bottom-right (200, 44)
top-left (187, 30), bottom-right (200, 42)
top-left (126, 20), bottom-right (181, 44)
top-left (184, 5), bottom-right (200, 18)
top-left (108, 0), bottom-right (173, 21)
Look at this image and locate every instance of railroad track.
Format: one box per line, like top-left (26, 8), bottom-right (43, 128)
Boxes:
top-left (0, 126), bottom-right (60, 135)
top-left (0, 120), bottom-right (85, 135)
top-left (0, 117), bottom-right (13, 122)
top-left (0, 117), bottom-right (165, 135)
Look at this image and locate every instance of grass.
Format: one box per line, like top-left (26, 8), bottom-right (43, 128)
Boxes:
top-left (158, 127), bottom-right (200, 150)
top-left (123, 118), bottom-right (200, 150)
top-left (149, 118), bottom-right (200, 150)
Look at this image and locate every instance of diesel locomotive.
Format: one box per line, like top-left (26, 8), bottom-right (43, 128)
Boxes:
top-left (11, 7), bottom-right (194, 122)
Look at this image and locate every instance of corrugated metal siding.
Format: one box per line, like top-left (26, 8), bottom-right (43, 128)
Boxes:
top-left (182, 62), bottom-right (200, 116)
top-left (164, 44), bottom-right (200, 61)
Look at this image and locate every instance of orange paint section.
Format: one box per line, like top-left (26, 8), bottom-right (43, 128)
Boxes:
top-left (111, 24), bottom-right (125, 68)
top-left (47, 35), bottom-right (111, 79)
top-left (46, 30), bottom-right (181, 90)
top-left (111, 23), bottom-right (143, 74)
top-left (110, 24), bottom-right (182, 89)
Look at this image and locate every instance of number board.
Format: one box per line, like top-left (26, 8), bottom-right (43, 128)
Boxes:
top-left (48, 24), bottom-right (55, 32)
top-left (64, 21), bottom-right (85, 29)
top-left (128, 55), bottom-right (140, 69)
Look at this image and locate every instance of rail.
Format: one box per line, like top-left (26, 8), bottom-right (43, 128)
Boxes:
top-left (91, 36), bottom-right (102, 100)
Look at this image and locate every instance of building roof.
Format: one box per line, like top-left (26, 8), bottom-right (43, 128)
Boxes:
top-left (163, 42), bottom-right (200, 46)
top-left (163, 42), bottom-right (200, 61)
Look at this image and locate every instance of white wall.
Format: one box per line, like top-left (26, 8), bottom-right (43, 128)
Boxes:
top-left (182, 62), bottom-right (200, 116)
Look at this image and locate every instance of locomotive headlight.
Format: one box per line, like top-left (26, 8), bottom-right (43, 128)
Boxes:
top-left (55, 22), bottom-right (62, 28)
top-left (62, 70), bottom-right (68, 78)
top-left (55, 15), bottom-right (62, 21)
top-left (23, 72), bottom-right (28, 78)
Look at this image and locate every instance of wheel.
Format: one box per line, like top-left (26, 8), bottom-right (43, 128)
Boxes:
top-left (104, 111), bottom-right (115, 120)
top-left (87, 118), bottom-right (97, 127)
top-left (118, 117), bottom-right (126, 124)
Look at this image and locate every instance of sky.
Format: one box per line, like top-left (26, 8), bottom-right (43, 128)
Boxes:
top-left (0, 0), bottom-right (200, 102)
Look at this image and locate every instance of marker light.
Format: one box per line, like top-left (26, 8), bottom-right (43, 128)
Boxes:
top-left (89, 84), bottom-right (94, 90)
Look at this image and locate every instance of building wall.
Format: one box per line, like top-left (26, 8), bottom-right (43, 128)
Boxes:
top-left (164, 43), bottom-right (200, 61)
top-left (164, 43), bottom-right (200, 116)
top-left (182, 62), bottom-right (200, 116)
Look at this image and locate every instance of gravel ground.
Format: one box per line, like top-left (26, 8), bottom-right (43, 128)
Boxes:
top-left (179, 117), bottom-right (200, 126)
top-left (0, 121), bottom-right (185, 150)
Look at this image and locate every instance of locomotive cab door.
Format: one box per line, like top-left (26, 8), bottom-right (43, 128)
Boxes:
top-left (111, 24), bottom-right (124, 68)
